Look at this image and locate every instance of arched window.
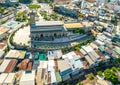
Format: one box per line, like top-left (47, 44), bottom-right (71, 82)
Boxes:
top-left (41, 34), bottom-right (43, 38)
top-left (54, 33), bottom-right (57, 37)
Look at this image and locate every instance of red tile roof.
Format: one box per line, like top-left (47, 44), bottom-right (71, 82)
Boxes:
top-left (27, 62), bottom-right (33, 70)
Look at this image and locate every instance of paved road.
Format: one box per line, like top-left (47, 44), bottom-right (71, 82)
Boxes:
top-left (31, 34), bottom-right (92, 48)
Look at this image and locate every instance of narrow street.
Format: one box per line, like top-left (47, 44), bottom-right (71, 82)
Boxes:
top-left (116, 19), bottom-right (120, 33)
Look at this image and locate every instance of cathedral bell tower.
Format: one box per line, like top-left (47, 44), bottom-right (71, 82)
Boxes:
top-left (30, 11), bottom-right (35, 26)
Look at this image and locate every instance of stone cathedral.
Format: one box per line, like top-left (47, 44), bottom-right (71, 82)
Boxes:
top-left (30, 11), bottom-right (68, 47)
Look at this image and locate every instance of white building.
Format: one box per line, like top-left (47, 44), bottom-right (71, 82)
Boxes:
top-left (0, 73), bottom-right (8, 85)
top-left (3, 73), bottom-right (16, 85)
top-left (0, 59), bottom-right (11, 73)
top-left (62, 51), bottom-right (84, 75)
top-left (19, 70), bottom-right (35, 85)
top-left (47, 50), bottom-right (62, 60)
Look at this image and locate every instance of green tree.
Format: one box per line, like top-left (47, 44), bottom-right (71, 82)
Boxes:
top-left (97, 71), bottom-right (103, 76)
top-left (79, 29), bottom-right (85, 34)
top-left (112, 67), bottom-right (117, 72)
top-left (87, 73), bottom-right (94, 80)
top-left (117, 67), bottom-right (120, 71)
top-left (73, 29), bottom-right (85, 34)
top-left (76, 82), bottom-right (83, 85)
top-left (0, 6), bottom-right (4, 13)
top-left (4, 47), bottom-right (9, 53)
top-left (49, 2), bottom-right (54, 8)
top-left (108, 0), bottom-right (111, 2)
top-left (1, 20), bottom-right (7, 24)
top-left (50, 13), bottom-right (58, 20)
top-left (28, 4), bottom-right (41, 9)
top-left (75, 46), bottom-right (80, 51)
top-left (104, 69), bottom-right (118, 84)
top-left (44, 16), bottom-right (51, 21)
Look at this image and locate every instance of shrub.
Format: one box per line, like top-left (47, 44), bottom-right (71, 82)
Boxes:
top-left (87, 73), bottom-right (94, 80)
top-left (97, 71), bottom-right (103, 76)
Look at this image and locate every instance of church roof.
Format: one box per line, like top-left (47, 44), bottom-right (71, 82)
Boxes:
top-left (35, 21), bottom-right (64, 26)
top-left (30, 21), bottom-right (67, 32)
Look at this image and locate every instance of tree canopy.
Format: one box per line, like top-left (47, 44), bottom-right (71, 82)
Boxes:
top-left (87, 73), bottom-right (94, 80)
top-left (28, 4), bottom-right (41, 9)
top-left (97, 71), bottom-right (103, 76)
top-left (104, 69), bottom-right (118, 84)
top-left (0, 6), bottom-right (4, 13)
top-left (73, 29), bottom-right (85, 34)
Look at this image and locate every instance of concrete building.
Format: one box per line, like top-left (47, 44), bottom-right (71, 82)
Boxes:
top-left (47, 50), bottom-right (62, 60)
top-left (19, 70), bottom-right (35, 85)
top-left (0, 73), bottom-right (8, 84)
top-left (58, 60), bottom-right (72, 81)
top-left (3, 73), bottom-right (16, 84)
top-left (5, 50), bottom-right (26, 59)
top-left (0, 26), bottom-right (9, 41)
top-left (62, 51), bottom-right (84, 75)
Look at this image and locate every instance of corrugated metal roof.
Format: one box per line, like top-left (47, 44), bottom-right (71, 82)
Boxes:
top-left (4, 59), bottom-right (18, 73)
top-left (95, 40), bottom-right (105, 46)
top-left (27, 62), bottom-right (33, 71)
top-left (98, 46), bottom-right (105, 52)
top-left (0, 50), bottom-right (5, 58)
top-left (74, 59), bottom-right (84, 69)
top-left (85, 55), bottom-right (94, 65)
top-left (48, 60), bottom-right (55, 72)
top-left (47, 50), bottom-right (62, 59)
top-left (95, 49), bottom-right (106, 61)
top-left (4, 73), bottom-right (15, 84)
top-left (5, 50), bottom-right (25, 59)
top-left (74, 51), bottom-right (84, 58)
top-left (20, 70), bottom-right (35, 85)
top-left (54, 60), bottom-right (58, 72)
top-left (51, 71), bottom-right (56, 83)
top-left (0, 26), bottom-right (9, 35)
top-left (64, 23), bottom-right (84, 29)
top-left (91, 51), bottom-right (100, 59)
top-left (82, 46), bottom-right (94, 53)
top-left (88, 52), bottom-right (96, 62)
top-left (90, 43), bottom-right (98, 49)
top-left (58, 60), bottom-right (71, 72)
top-left (0, 73), bottom-right (8, 84)
top-left (17, 59), bottom-right (30, 70)
top-left (105, 48), bottom-right (113, 54)
top-left (39, 61), bottom-right (48, 69)
top-left (5, 50), bottom-right (20, 59)
top-left (32, 60), bottom-right (39, 70)
top-left (0, 60), bottom-right (11, 73)
top-left (80, 49), bottom-right (87, 55)
top-left (114, 47), bottom-right (120, 55)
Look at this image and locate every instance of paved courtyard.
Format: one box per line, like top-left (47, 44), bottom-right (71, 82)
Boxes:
top-left (13, 26), bottom-right (30, 46)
